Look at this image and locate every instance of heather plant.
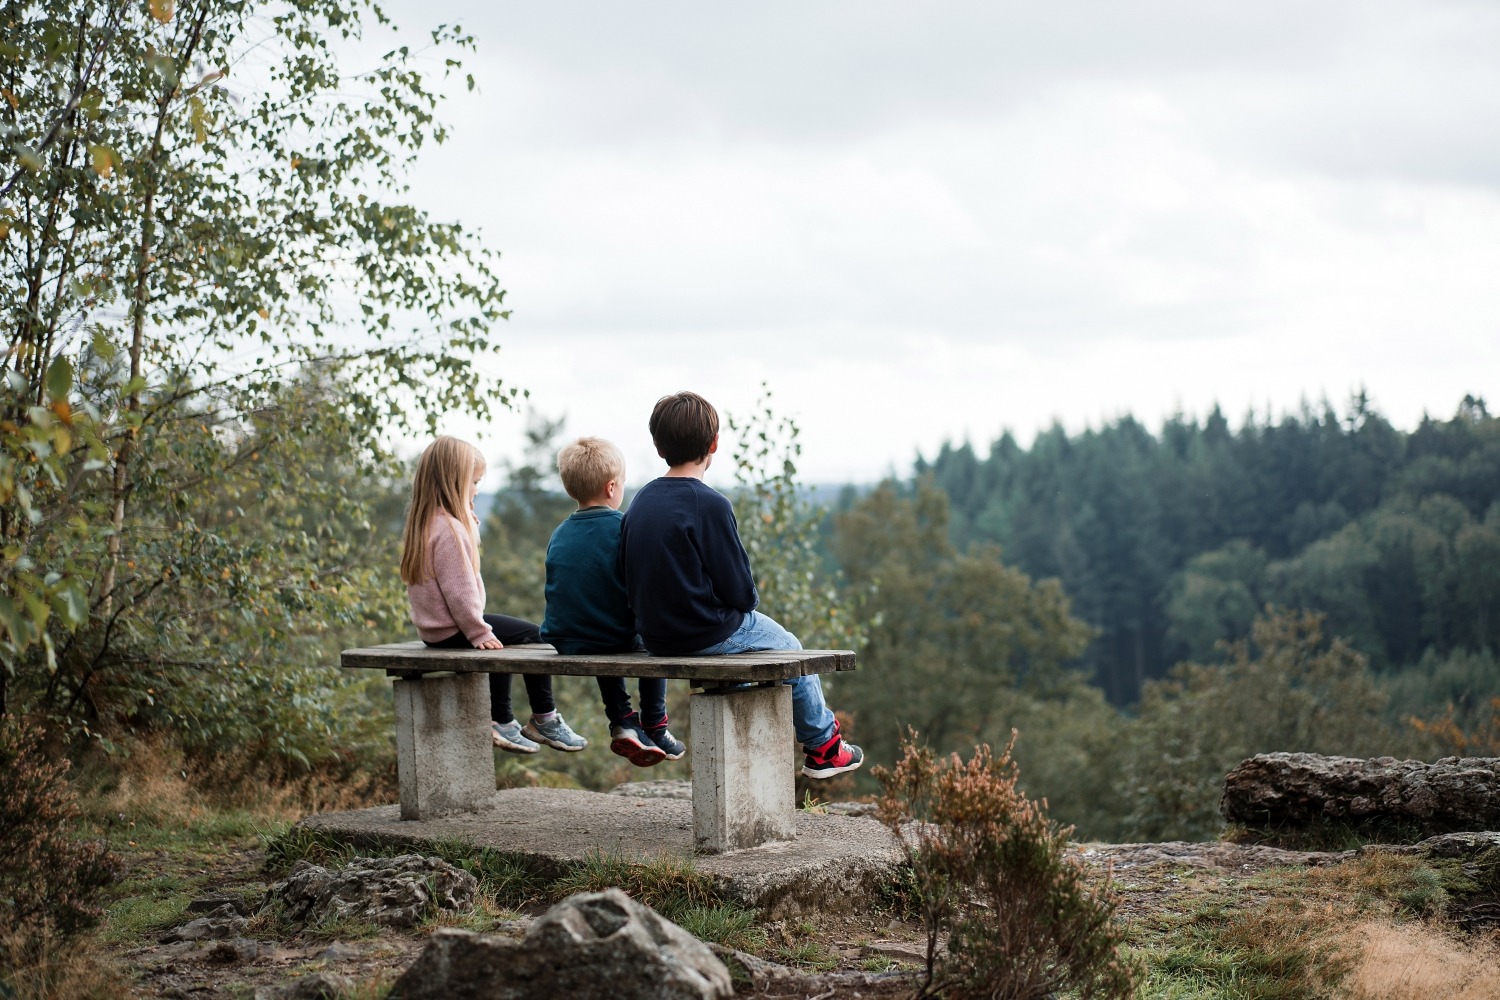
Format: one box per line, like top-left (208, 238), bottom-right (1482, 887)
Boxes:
top-left (0, 719), bottom-right (119, 957)
top-left (875, 730), bottom-right (1135, 1000)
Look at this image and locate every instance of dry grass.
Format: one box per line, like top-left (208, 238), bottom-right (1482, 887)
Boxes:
top-left (1340, 920), bottom-right (1500, 1000)
top-left (75, 734), bottom-right (392, 832)
top-left (0, 925), bottom-right (128, 1000)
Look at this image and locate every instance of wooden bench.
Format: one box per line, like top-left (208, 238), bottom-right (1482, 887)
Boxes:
top-left (340, 643), bottom-right (856, 853)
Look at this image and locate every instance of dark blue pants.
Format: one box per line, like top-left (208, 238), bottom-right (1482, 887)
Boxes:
top-left (596, 676), bottom-right (668, 728)
top-left (424, 614), bottom-right (553, 724)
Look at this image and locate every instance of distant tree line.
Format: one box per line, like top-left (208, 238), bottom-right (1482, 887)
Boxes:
top-left (910, 393), bottom-right (1500, 708)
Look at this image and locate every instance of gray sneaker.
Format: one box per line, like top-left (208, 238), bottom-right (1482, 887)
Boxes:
top-left (522, 713), bottom-right (588, 752)
top-left (492, 720), bottom-right (540, 754)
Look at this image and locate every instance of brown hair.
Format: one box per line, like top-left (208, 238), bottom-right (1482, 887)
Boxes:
top-left (649, 391), bottom-right (718, 467)
top-left (557, 437), bottom-right (625, 503)
top-left (399, 436), bottom-right (484, 584)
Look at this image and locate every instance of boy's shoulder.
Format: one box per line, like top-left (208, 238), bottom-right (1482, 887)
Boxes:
top-left (552, 506), bottom-right (623, 536)
top-left (632, 476), bottom-right (729, 506)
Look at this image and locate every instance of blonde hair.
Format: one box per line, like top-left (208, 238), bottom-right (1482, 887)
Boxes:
top-left (399, 436), bottom-right (485, 585)
top-left (557, 436), bottom-right (625, 503)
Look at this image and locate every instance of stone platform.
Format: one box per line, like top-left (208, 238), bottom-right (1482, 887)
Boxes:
top-left (299, 785), bottom-right (903, 919)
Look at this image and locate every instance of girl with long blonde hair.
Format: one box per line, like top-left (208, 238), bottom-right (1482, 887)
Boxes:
top-left (401, 436), bottom-right (586, 754)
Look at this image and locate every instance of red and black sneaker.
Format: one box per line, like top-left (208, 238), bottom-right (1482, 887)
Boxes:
top-left (801, 724), bottom-right (864, 779)
top-left (609, 716), bottom-right (667, 768)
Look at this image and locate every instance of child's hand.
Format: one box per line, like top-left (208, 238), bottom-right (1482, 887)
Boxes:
top-left (476, 638), bottom-right (503, 650)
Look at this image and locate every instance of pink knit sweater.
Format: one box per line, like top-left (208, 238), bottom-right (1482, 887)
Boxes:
top-left (407, 512), bottom-right (496, 646)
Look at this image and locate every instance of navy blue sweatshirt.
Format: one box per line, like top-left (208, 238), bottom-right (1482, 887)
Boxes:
top-left (540, 507), bottom-right (638, 655)
top-left (619, 476), bottom-right (758, 655)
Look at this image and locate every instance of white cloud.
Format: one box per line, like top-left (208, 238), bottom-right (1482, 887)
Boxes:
top-left (380, 0), bottom-right (1499, 484)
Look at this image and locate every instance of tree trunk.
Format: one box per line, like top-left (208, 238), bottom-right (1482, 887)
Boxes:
top-left (98, 2), bottom-right (210, 611)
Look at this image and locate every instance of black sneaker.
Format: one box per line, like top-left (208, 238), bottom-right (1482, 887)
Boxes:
top-left (645, 725), bottom-right (686, 761)
top-left (609, 720), bottom-right (667, 767)
top-left (802, 730), bottom-right (864, 779)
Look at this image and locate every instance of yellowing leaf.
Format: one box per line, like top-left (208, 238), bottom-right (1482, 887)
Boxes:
top-left (149, 0), bottom-right (175, 24)
top-left (256, 306), bottom-right (269, 319)
top-left (52, 425), bottom-right (72, 455)
top-left (0, 88), bottom-right (16, 109)
top-left (189, 95), bottom-right (207, 145)
top-left (88, 143), bottom-right (115, 177)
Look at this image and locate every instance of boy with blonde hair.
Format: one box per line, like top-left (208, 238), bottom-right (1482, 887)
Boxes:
top-left (541, 436), bottom-right (682, 766)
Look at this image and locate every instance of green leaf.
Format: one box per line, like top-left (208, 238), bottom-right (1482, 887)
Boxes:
top-left (0, 593), bottom-right (29, 645)
top-left (13, 142), bottom-right (41, 172)
top-left (90, 329), bottom-right (117, 361)
top-left (146, 49), bottom-right (178, 88)
top-left (51, 584), bottom-right (89, 628)
top-left (45, 355), bottom-right (72, 400)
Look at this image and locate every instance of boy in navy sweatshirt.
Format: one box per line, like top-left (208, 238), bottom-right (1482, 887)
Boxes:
top-left (541, 437), bottom-right (683, 766)
top-left (620, 392), bottom-right (863, 779)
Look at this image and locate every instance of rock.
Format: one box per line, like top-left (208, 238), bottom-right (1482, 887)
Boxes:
top-left (1220, 753), bottom-right (1500, 837)
top-left (1405, 831), bottom-right (1500, 858)
top-left (1073, 841), bottom-right (1353, 872)
top-left (268, 854), bottom-right (477, 930)
top-left (255, 972), bottom-right (355, 1000)
top-left (388, 889), bottom-right (733, 1000)
top-left (861, 939), bottom-right (930, 963)
top-left (186, 892), bottom-right (251, 916)
top-left (1364, 831), bottom-right (1500, 931)
top-left (318, 940), bottom-right (366, 963)
top-left (160, 904), bottom-right (247, 943)
top-left (706, 942), bottom-right (797, 992)
top-left (202, 937), bottom-right (265, 963)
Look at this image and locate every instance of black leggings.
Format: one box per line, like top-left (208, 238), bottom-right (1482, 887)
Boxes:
top-left (423, 614), bottom-right (554, 724)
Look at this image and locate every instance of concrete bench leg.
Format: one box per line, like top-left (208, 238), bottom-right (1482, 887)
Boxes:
top-left (393, 673), bottom-right (495, 820)
top-left (690, 684), bottom-right (797, 853)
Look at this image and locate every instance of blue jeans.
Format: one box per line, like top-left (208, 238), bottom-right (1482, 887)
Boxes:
top-left (690, 611), bottom-right (836, 749)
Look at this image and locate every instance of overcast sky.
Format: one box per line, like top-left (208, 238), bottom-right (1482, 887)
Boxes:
top-left (381, 0), bottom-right (1500, 487)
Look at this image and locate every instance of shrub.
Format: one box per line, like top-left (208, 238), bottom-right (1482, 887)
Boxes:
top-left (0, 719), bottom-right (120, 946)
top-left (875, 730), bottom-right (1135, 1000)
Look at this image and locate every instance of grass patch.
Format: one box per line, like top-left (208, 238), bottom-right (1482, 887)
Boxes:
top-left (1431, 844), bottom-right (1500, 930)
top-left (423, 840), bottom-right (547, 910)
top-left (776, 939), bottom-right (839, 972)
top-left (1146, 900), bottom-right (1352, 1000)
top-left (876, 858), bottom-right (922, 920)
top-left (1298, 853), bottom-right (1449, 917)
top-left (261, 826), bottom-right (357, 875)
top-left (550, 850), bottom-right (720, 922)
top-left (674, 904), bottom-right (767, 952)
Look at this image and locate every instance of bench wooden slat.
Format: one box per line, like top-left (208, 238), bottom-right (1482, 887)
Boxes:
top-left (340, 642), bottom-right (856, 683)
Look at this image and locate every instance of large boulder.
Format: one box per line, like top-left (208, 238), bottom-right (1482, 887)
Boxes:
top-left (1220, 753), bottom-right (1500, 837)
top-left (268, 854), bottom-right (477, 929)
top-left (388, 889), bottom-right (733, 1000)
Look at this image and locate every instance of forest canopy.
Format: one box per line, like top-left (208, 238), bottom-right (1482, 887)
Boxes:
top-left (914, 393), bottom-right (1500, 707)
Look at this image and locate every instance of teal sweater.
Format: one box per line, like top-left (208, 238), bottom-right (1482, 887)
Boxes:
top-left (540, 506), bottom-right (638, 655)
